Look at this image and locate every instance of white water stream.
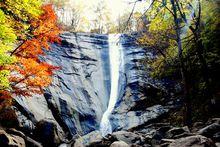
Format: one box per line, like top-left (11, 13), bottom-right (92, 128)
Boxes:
top-left (100, 34), bottom-right (122, 136)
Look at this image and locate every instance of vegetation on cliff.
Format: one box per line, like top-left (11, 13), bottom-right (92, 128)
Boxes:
top-left (138, 0), bottom-right (220, 124)
top-left (0, 1), bottom-right (60, 102)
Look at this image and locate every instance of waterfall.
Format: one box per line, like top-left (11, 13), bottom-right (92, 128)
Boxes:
top-left (100, 34), bottom-right (122, 136)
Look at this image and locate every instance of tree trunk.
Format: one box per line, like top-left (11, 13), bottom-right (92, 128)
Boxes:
top-left (170, 0), bottom-right (192, 125)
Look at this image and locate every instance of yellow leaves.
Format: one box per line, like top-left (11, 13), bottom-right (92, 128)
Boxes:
top-left (149, 10), bottom-right (173, 32)
top-left (0, 10), bottom-right (17, 48)
top-left (0, 9), bottom-right (17, 90)
top-left (0, 70), bottom-right (10, 90)
top-left (3, 0), bottom-right (42, 21)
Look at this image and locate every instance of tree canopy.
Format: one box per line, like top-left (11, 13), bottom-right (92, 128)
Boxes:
top-left (0, 0), bottom-right (61, 99)
top-left (138, 0), bottom-right (220, 123)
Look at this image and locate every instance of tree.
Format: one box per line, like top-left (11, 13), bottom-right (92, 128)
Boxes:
top-left (138, 0), bottom-right (220, 124)
top-left (92, 1), bottom-right (111, 34)
top-left (70, 7), bottom-right (81, 31)
top-left (117, 12), bottom-right (133, 33)
top-left (0, 0), bottom-right (44, 91)
top-left (0, 2), bottom-right (61, 99)
top-left (8, 4), bottom-right (60, 97)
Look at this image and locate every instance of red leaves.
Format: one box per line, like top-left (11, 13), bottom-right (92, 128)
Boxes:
top-left (5, 4), bottom-right (61, 98)
top-left (0, 91), bottom-right (12, 99)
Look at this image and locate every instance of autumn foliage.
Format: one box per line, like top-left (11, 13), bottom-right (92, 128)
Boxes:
top-left (0, 2), bottom-right (61, 99)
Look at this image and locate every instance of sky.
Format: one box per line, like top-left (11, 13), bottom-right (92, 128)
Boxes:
top-left (68, 0), bottom-right (150, 21)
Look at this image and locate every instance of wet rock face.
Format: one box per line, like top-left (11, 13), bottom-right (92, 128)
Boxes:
top-left (111, 105), bottom-right (169, 131)
top-left (14, 32), bottom-right (168, 138)
top-left (110, 34), bottom-right (168, 131)
top-left (44, 33), bottom-right (111, 136)
top-left (15, 32), bottom-right (111, 137)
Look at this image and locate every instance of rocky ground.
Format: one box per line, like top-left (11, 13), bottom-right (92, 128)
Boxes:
top-left (1, 117), bottom-right (220, 147)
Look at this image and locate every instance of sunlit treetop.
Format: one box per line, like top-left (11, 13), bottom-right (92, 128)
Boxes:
top-left (0, 0), bottom-right (43, 21)
top-left (0, 9), bottom-right (16, 90)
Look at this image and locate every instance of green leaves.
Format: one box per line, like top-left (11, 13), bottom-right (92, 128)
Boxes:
top-left (0, 70), bottom-right (10, 90)
top-left (0, 9), bottom-right (16, 89)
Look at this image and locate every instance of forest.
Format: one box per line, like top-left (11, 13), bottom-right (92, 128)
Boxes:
top-left (0, 0), bottom-right (219, 147)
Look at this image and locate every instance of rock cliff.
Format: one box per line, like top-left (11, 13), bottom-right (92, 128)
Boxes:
top-left (13, 32), bottom-right (168, 139)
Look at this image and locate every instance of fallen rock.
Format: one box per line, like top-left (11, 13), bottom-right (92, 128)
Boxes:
top-left (192, 122), bottom-right (204, 132)
top-left (216, 142), bottom-right (220, 147)
top-left (110, 131), bottom-right (145, 145)
top-left (168, 135), bottom-right (215, 147)
top-left (213, 132), bottom-right (220, 142)
top-left (33, 120), bottom-right (61, 147)
top-left (198, 123), bottom-right (220, 139)
top-left (133, 123), bottom-right (171, 136)
top-left (165, 126), bottom-right (190, 139)
top-left (207, 118), bottom-right (220, 125)
top-left (0, 129), bottom-right (25, 147)
top-left (74, 131), bottom-right (103, 147)
top-left (160, 139), bottom-right (175, 147)
top-left (6, 128), bottom-right (42, 147)
top-left (110, 141), bottom-right (129, 147)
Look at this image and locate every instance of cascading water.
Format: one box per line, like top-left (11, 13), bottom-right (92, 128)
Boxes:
top-left (100, 34), bottom-right (122, 136)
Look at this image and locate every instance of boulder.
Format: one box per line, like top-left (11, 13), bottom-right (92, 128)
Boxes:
top-left (207, 118), bottom-right (220, 125)
top-left (74, 131), bottom-right (103, 147)
top-left (192, 122), bottom-right (204, 132)
top-left (216, 142), bottom-right (220, 147)
top-left (151, 126), bottom-right (191, 145)
top-left (169, 135), bottom-right (215, 147)
top-left (110, 131), bottom-right (145, 145)
top-left (165, 126), bottom-right (191, 139)
top-left (6, 128), bottom-right (42, 147)
top-left (198, 123), bottom-right (220, 139)
top-left (0, 129), bottom-right (25, 147)
top-left (213, 132), bottom-right (220, 142)
top-left (110, 141), bottom-right (129, 147)
top-left (33, 120), bottom-right (61, 147)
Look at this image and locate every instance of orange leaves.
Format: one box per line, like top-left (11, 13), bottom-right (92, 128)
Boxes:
top-left (0, 91), bottom-right (12, 99)
top-left (14, 4), bottom-right (61, 58)
top-left (5, 4), bottom-right (61, 97)
top-left (8, 58), bottom-right (58, 96)
top-left (31, 4), bottom-right (60, 43)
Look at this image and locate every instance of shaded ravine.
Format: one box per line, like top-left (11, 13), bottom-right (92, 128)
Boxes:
top-left (100, 34), bottom-right (123, 136)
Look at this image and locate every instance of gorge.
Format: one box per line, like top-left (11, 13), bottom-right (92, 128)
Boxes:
top-left (1, 32), bottom-right (219, 147)
top-left (13, 32), bottom-right (168, 139)
top-left (0, 0), bottom-right (219, 146)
